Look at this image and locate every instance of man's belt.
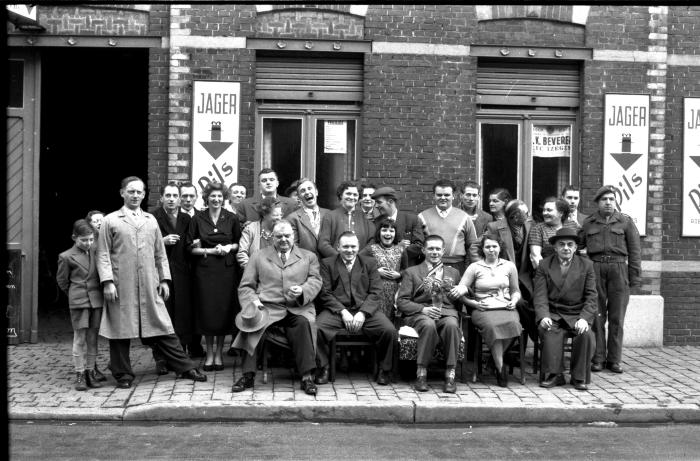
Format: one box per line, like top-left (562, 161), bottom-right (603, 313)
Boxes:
top-left (590, 255), bottom-right (627, 263)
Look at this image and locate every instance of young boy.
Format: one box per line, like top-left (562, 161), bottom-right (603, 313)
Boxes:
top-left (56, 219), bottom-right (105, 390)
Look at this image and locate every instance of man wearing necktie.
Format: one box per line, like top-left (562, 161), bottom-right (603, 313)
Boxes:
top-left (179, 182), bottom-right (199, 217)
top-left (287, 178), bottom-right (329, 256)
top-left (315, 232), bottom-right (397, 385)
top-left (533, 227), bottom-right (597, 391)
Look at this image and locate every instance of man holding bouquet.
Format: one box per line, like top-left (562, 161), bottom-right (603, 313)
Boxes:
top-left (397, 235), bottom-right (462, 393)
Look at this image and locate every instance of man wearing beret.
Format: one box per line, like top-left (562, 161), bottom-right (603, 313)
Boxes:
top-left (534, 228), bottom-right (597, 391)
top-left (372, 186), bottom-right (425, 267)
top-left (579, 185), bottom-right (641, 374)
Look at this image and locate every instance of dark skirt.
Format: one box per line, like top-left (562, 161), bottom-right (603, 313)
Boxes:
top-left (471, 309), bottom-right (522, 349)
top-left (192, 256), bottom-right (239, 336)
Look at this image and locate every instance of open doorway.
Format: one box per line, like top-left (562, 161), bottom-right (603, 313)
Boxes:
top-left (38, 48), bottom-right (149, 329)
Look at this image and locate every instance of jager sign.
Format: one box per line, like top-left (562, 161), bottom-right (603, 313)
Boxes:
top-left (683, 97), bottom-right (700, 236)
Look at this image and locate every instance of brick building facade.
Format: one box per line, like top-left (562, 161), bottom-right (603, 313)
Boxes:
top-left (6, 4), bottom-right (699, 345)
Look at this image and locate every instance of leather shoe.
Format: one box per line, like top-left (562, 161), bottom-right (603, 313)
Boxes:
top-left (444, 377), bottom-right (457, 394)
top-left (84, 370), bottom-right (102, 389)
top-left (314, 367), bottom-right (329, 385)
top-left (571, 378), bottom-right (588, 391)
top-left (494, 366), bottom-right (508, 388)
top-left (301, 377), bottom-right (317, 395)
top-left (178, 368), bottom-right (207, 382)
top-left (202, 364), bottom-right (215, 372)
top-left (155, 360), bottom-right (169, 375)
top-left (414, 375), bottom-right (429, 392)
top-left (607, 362), bottom-right (623, 373)
top-left (232, 374), bottom-right (254, 392)
top-left (93, 366), bottom-right (108, 382)
top-left (540, 373), bottom-right (566, 388)
top-left (116, 377), bottom-right (132, 389)
top-left (74, 371), bottom-right (87, 391)
top-left (376, 369), bottom-right (390, 386)
top-left (591, 362), bottom-right (604, 372)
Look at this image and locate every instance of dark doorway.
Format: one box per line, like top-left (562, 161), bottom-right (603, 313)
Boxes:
top-left (481, 123), bottom-right (518, 212)
top-left (38, 48), bottom-right (149, 320)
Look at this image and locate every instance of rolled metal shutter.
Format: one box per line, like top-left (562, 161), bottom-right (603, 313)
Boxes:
top-left (255, 56), bottom-right (363, 102)
top-left (477, 60), bottom-right (580, 107)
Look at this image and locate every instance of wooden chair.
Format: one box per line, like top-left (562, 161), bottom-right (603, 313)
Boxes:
top-left (259, 326), bottom-right (292, 384)
top-left (328, 331), bottom-right (377, 382)
top-left (472, 328), bottom-right (527, 385)
top-left (536, 331), bottom-right (592, 384)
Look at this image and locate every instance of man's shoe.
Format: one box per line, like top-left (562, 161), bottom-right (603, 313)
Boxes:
top-left (376, 369), bottom-right (390, 386)
top-left (414, 375), bottom-right (429, 392)
top-left (571, 378), bottom-right (588, 391)
top-left (591, 362), bottom-right (604, 372)
top-left (155, 360), bottom-right (169, 375)
top-left (74, 372), bottom-right (87, 391)
top-left (301, 377), bottom-right (317, 396)
top-left (84, 370), bottom-right (102, 389)
top-left (93, 366), bottom-right (108, 382)
top-left (178, 368), bottom-right (207, 382)
top-left (540, 373), bottom-right (566, 388)
top-left (444, 377), bottom-right (457, 394)
top-left (231, 374), bottom-right (255, 393)
top-left (607, 362), bottom-right (623, 373)
top-left (116, 377), bottom-right (132, 389)
top-left (314, 366), bottom-right (329, 385)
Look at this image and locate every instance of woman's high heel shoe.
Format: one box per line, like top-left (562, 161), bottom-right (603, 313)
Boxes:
top-left (495, 365), bottom-right (508, 388)
top-left (202, 364), bottom-right (215, 372)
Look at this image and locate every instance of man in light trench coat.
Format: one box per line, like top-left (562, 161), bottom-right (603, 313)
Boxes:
top-left (97, 176), bottom-right (206, 388)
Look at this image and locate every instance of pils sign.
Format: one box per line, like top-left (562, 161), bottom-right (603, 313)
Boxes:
top-left (683, 98), bottom-right (700, 236)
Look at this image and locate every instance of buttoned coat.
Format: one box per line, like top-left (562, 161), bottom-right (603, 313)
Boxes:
top-left (397, 262), bottom-right (461, 318)
top-left (233, 245), bottom-right (322, 355)
top-left (533, 254), bottom-right (598, 327)
top-left (56, 244), bottom-right (103, 309)
top-left (97, 206), bottom-right (173, 339)
top-left (318, 207), bottom-right (375, 258)
top-left (318, 254), bottom-right (382, 316)
top-left (485, 218), bottom-right (535, 299)
top-left (287, 206), bottom-right (330, 255)
top-left (235, 195), bottom-right (298, 225)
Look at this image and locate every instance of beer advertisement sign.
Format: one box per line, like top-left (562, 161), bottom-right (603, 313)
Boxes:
top-left (603, 93), bottom-right (650, 236)
top-left (683, 97), bottom-right (700, 236)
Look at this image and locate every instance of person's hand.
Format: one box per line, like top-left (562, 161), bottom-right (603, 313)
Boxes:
top-left (353, 311), bottom-right (366, 331)
top-left (103, 282), bottom-right (118, 303)
top-left (288, 285), bottom-right (303, 299)
top-left (540, 317), bottom-right (553, 330)
top-left (158, 282), bottom-right (170, 301)
top-left (191, 239), bottom-right (201, 249)
top-left (531, 254), bottom-right (542, 269)
top-left (421, 305), bottom-right (441, 319)
top-left (341, 309), bottom-right (355, 332)
top-left (574, 319), bottom-right (589, 335)
top-left (164, 234), bottom-right (180, 246)
top-left (505, 299), bottom-right (517, 310)
top-left (399, 239), bottom-right (411, 249)
top-left (450, 285), bottom-right (468, 298)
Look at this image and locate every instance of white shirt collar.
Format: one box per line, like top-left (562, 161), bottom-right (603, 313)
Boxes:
top-left (436, 205), bottom-right (452, 217)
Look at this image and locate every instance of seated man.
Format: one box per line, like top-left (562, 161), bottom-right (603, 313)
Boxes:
top-left (316, 232), bottom-right (397, 385)
top-left (396, 235), bottom-right (462, 393)
top-left (231, 220), bottom-right (322, 395)
top-left (533, 228), bottom-right (597, 391)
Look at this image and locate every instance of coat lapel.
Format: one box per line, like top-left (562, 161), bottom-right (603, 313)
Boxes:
top-left (69, 247), bottom-right (90, 272)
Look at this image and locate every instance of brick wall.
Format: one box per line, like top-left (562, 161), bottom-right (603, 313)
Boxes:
top-left (476, 19), bottom-right (585, 47)
top-left (254, 9), bottom-right (364, 40)
top-left (365, 5), bottom-right (475, 44)
top-left (661, 272), bottom-right (700, 344)
top-left (38, 5), bottom-right (151, 35)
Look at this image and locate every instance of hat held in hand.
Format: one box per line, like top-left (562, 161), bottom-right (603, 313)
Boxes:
top-left (235, 302), bottom-right (269, 333)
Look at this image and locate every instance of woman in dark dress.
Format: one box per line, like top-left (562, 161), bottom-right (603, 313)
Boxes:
top-left (187, 182), bottom-right (241, 371)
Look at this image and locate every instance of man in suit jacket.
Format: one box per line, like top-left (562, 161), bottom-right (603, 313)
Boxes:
top-left (371, 186), bottom-right (424, 267)
top-left (397, 235), bottom-right (462, 393)
top-left (287, 178), bottom-right (329, 256)
top-left (533, 228), bottom-right (597, 391)
top-left (318, 180), bottom-right (375, 258)
top-left (235, 168), bottom-right (297, 225)
top-left (561, 185), bottom-right (588, 228)
top-left (232, 220), bottom-right (322, 395)
top-left (179, 182), bottom-right (200, 218)
top-left (316, 232), bottom-right (397, 385)
top-left (151, 182), bottom-right (203, 360)
top-left (458, 180), bottom-right (494, 237)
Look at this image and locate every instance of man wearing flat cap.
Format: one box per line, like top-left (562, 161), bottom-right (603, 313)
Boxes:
top-left (372, 186), bottom-right (424, 267)
top-left (231, 219), bottom-right (322, 395)
top-left (579, 185), bottom-right (641, 374)
top-left (534, 227), bottom-right (597, 391)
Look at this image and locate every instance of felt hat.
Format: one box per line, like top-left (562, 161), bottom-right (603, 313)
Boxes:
top-left (548, 227), bottom-right (580, 245)
top-left (235, 302), bottom-right (269, 333)
top-left (593, 185), bottom-right (619, 203)
top-left (371, 186), bottom-right (398, 201)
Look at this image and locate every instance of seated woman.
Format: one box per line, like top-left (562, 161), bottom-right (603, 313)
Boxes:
top-left (236, 197), bottom-right (284, 269)
top-left (453, 234), bottom-right (522, 387)
top-left (529, 196), bottom-right (577, 269)
top-left (359, 218), bottom-right (406, 322)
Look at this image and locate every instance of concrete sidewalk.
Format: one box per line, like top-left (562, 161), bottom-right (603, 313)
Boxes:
top-left (8, 323), bottom-right (700, 424)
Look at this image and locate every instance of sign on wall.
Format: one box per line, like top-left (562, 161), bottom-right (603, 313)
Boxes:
top-left (531, 125), bottom-right (571, 158)
top-left (603, 93), bottom-right (650, 236)
top-left (683, 97), bottom-right (700, 236)
top-left (191, 80), bottom-right (240, 209)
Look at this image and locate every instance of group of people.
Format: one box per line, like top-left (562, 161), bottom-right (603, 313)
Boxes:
top-left (57, 168), bottom-right (641, 395)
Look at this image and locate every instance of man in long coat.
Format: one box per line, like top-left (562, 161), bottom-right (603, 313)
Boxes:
top-left (232, 219), bottom-right (322, 395)
top-left (97, 176), bottom-right (206, 389)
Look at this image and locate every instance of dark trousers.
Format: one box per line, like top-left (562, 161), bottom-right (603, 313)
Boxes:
top-left (316, 310), bottom-right (397, 372)
top-left (241, 312), bottom-right (316, 376)
top-left (405, 314), bottom-right (461, 368)
top-left (109, 334), bottom-right (194, 381)
top-left (539, 321), bottom-right (595, 381)
top-left (517, 298), bottom-right (537, 343)
top-left (593, 261), bottom-right (630, 364)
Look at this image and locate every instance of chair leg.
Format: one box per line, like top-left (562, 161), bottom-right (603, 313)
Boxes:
top-left (519, 331), bottom-right (526, 385)
top-left (329, 337), bottom-right (336, 382)
top-left (262, 340), bottom-right (268, 384)
top-left (532, 334), bottom-right (539, 374)
top-left (472, 333), bottom-right (481, 383)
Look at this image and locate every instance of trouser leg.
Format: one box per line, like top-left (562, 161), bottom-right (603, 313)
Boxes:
top-left (279, 313), bottom-right (316, 376)
top-left (410, 315), bottom-right (439, 368)
top-left (142, 334), bottom-right (194, 374)
top-left (361, 312), bottom-right (397, 372)
top-left (437, 316), bottom-right (461, 368)
top-left (72, 328), bottom-right (87, 372)
top-left (241, 347), bottom-right (258, 375)
top-left (108, 338), bottom-right (134, 380)
top-left (85, 328), bottom-right (99, 369)
top-left (315, 310), bottom-right (344, 369)
top-left (539, 322), bottom-right (566, 376)
top-left (605, 262), bottom-right (629, 364)
top-left (593, 262), bottom-right (608, 364)
top-left (571, 329), bottom-right (596, 381)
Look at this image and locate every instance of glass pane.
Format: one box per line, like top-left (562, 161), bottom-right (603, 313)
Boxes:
top-left (531, 125), bottom-right (571, 221)
top-left (481, 123), bottom-right (518, 212)
top-left (8, 60), bottom-right (24, 108)
top-left (262, 118), bottom-right (302, 195)
top-left (315, 119), bottom-right (356, 209)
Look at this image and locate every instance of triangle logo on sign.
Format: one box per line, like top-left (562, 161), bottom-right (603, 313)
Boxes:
top-left (611, 153), bottom-right (642, 171)
top-left (199, 141), bottom-right (232, 160)
top-left (691, 156), bottom-right (700, 168)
